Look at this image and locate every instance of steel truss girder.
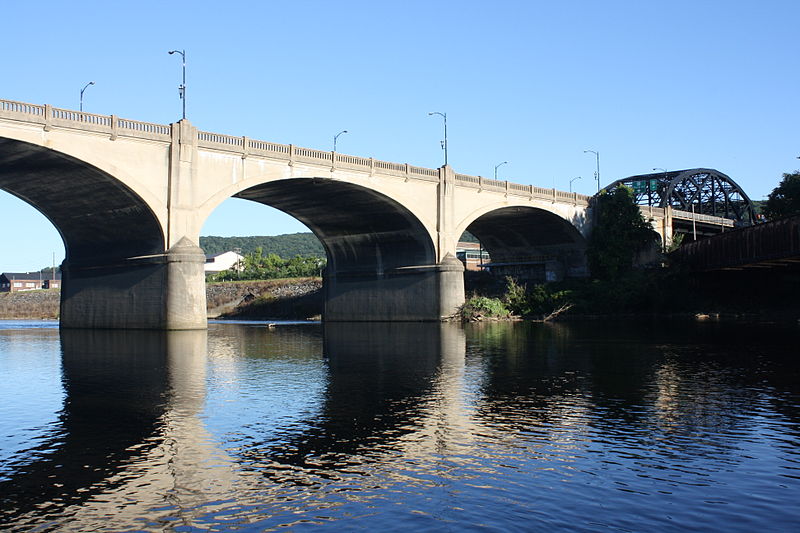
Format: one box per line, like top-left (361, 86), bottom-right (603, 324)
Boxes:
top-left (605, 168), bottom-right (755, 225)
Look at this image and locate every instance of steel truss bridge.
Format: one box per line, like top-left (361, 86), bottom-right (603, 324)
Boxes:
top-left (607, 169), bottom-right (756, 232)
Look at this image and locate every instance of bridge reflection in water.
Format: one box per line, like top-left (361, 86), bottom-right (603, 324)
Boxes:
top-left (1, 321), bottom-right (798, 531)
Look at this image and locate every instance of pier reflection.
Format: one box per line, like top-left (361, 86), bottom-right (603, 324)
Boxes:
top-left (223, 322), bottom-right (467, 478)
top-left (0, 329), bottom-right (210, 529)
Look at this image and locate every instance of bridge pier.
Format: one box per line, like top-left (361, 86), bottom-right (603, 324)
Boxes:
top-left (60, 238), bottom-right (207, 330)
top-left (324, 254), bottom-right (464, 321)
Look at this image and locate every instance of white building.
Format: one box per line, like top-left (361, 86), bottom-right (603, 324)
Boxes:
top-left (204, 251), bottom-right (244, 273)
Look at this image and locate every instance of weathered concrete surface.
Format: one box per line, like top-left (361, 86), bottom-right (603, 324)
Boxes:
top-left (60, 239), bottom-right (207, 330)
top-left (324, 253), bottom-right (465, 321)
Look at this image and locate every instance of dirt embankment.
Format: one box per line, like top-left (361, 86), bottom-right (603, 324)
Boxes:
top-left (0, 278), bottom-right (323, 321)
top-left (0, 289), bottom-right (60, 319)
top-left (207, 278), bottom-right (323, 320)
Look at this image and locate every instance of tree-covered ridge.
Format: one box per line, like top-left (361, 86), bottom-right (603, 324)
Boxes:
top-left (200, 233), bottom-right (325, 258)
top-left (201, 231), bottom-right (480, 259)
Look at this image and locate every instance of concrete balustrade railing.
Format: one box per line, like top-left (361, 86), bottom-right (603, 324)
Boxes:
top-left (0, 97), bottom-right (591, 205)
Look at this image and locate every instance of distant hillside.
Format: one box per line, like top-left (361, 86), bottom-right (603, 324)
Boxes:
top-left (201, 230), bottom-right (481, 259)
top-left (200, 233), bottom-right (324, 258)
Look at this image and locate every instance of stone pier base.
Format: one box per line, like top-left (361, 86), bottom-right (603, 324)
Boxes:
top-left (60, 238), bottom-right (207, 330)
top-left (324, 253), bottom-right (465, 321)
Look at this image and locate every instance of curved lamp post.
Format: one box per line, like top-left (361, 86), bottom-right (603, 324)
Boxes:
top-left (80, 81), bottom-right (94, 112)
top-left (428, 111), bottom-right (448, 166)
top-left (333, 130), bottom-right (348, 152)
top-left (570, 176), bottom-right (581, 192)
top-left (494, 161), bottom-right (508, 180)
top-left (168, 49), bottom-right (186, 119)
top-left (584, 149), bottom-right (600, 192)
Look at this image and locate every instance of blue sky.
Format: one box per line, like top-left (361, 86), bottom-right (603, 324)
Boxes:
top-left (2, 0), bottom-right (798, 271)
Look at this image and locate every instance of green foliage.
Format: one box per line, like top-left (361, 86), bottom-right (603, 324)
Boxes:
top-left (207, 249), bottom-right (325, 282)
top-left (200, 233), bottom-right (324, 258)
top-left (587, 186), bottom-right (658, 279)
top-left (502, 277), bottom-right (572, 318)
top-left (460, 295), bottom-right (511, 320)
top-left (665, 232), bottom-right (685, 253)
top-left (763, 171), bottom-right (800, 220)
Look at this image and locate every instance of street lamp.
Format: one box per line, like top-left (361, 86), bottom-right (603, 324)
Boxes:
top-left (79, 81), bottom-right (94, 112)
top-left (168, 49), bottom-right (186, 119)
top-left (494, 161), bottom-right (508, 180)
top-left (569, 176), bottom-right (581, 192)
top-left (333, 130), bottom-right (348, 152)
top-left (428, 111), bottom-right (448, 166)
top-left (584, 150), bottom-right (600, 192)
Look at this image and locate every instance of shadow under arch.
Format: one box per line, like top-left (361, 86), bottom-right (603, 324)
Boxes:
top-left (0, 138), bottom-right (209, 329)
top-left (234, 178), bottom-right (435, 272)
top-left (0, 137), bottom-right (164, 263)
top-left (464, 206), bottom-right (588, 280)
top-left (233, 178), bottom-right (462, 320)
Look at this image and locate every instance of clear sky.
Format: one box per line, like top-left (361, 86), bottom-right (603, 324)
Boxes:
top-left (1, 0), bottom-right (798, 271)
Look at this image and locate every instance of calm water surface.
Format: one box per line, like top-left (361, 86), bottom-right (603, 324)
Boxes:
top-left (0, 318), bottom-right (798, 531)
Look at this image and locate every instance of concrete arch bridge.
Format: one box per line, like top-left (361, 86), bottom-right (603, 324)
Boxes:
top-left (1, 99), bottom-right (686, 329)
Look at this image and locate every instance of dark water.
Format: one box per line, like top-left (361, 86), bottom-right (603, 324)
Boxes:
top-left (1, 318), bottom-right (798, 532)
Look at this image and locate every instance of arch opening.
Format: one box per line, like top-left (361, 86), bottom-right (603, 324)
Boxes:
top-left (234, 178), bottom-right (437, 274)
top-left (463, 206), bottom-right (588, 282)
top-left (0, 138), bottom-right (164, 264)
top-left (218, 178), bottom-right (455, 321)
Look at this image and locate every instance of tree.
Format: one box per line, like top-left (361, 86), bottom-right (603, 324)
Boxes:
top-left (763, 171), bottom-right (800, 220)
top-left (587, 186), bottom-right (658, 279)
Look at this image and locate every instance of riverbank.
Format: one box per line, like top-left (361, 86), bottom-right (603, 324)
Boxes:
top-left (0, 289), bottom-right (60, 319)
top-left (459, 270), bottom-right (800, 324)
top-left (0, 278), bottom-right (323, 321)
top-left (207, 278), bottom-right (322, 320)
top-left (2, 271), bottom-right (795, 324)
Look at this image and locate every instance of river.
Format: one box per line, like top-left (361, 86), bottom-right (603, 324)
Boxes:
top-left (1, 319), bottom-right (798, 531)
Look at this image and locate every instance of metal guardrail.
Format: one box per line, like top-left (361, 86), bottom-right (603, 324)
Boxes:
top-left (672, 209), bottom-right (735, 227)
top-left (671, 215), bottom-right (800, 270)
top-left (0, 97), bottom-right (593, 206)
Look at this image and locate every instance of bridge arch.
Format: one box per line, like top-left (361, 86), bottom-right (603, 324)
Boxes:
top-left (228, 177), bottom-right (437, 271)
top-left (0, 138), bottom-right (164, 263)
top-left (456, 204), bottom-right (588, 280)
top-left (199, 177), bottom-right (454, 321)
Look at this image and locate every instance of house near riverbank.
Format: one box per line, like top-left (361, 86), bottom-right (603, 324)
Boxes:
top-left (0, 272), bottom-right (61, 292)
top-left (204, 251), bottom-right (245, 273)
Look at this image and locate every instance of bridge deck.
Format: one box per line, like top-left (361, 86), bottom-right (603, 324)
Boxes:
top-left (670, 215), bottom-right (800, 271)
top-left (0, 98), bottom-right (590, 207)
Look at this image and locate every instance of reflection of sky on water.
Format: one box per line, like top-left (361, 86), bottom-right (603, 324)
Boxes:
top-left (0, 326), bottom-right (63, 479)
top-left (203, 323), bottom-right (328, 450)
